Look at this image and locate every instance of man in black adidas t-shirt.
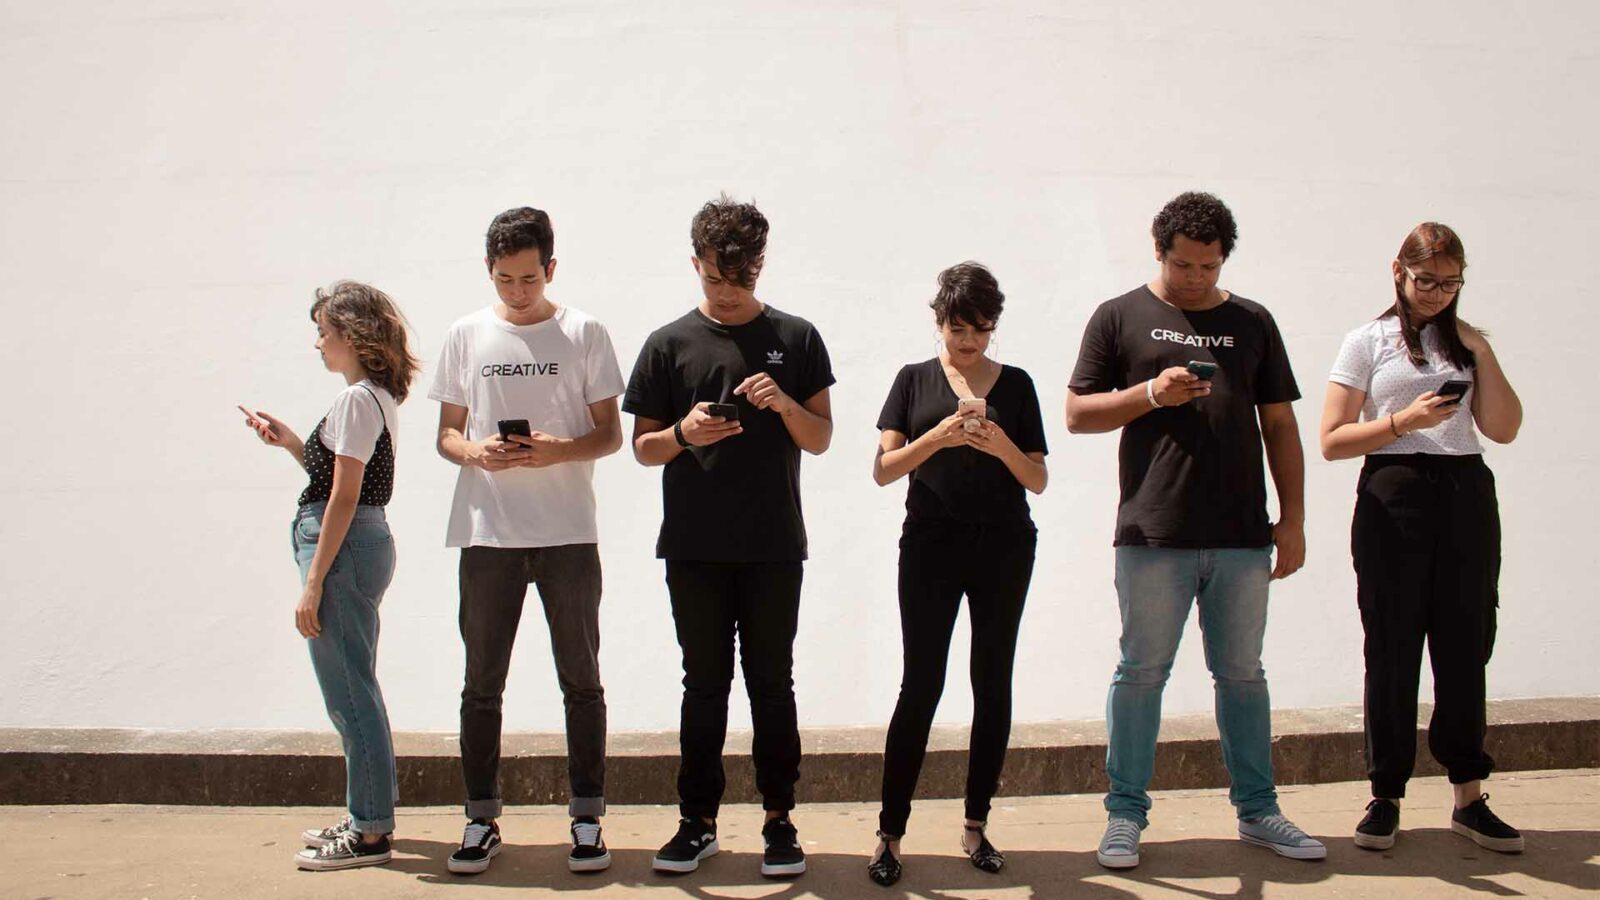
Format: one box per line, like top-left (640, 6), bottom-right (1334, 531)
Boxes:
top-left (624, 196), bottom-right (834, 880)
top-left (1066, 192), bottom-right (1323, 868)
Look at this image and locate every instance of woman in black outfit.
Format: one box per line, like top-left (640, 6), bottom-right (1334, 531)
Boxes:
top-left (866, 262), bottom-right (1048, 886)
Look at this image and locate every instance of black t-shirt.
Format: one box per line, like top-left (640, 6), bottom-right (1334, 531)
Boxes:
top-left (623, 306), bottom-right (835, 561)
top-left (877, 359), bottom-right (1048, 530)
top-left (1068, 286), bottom-right (1300, 548)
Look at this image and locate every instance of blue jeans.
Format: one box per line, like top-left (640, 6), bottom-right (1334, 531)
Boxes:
top-left (1104, 546), bottom-right (1279, 827)
top-left (292, 502), bottom-right (398, 835)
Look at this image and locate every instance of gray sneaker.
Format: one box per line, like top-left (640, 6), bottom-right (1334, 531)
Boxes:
top-left (1239, 814), bottom-right (1327, 860)
top-left (302, 815), bottom-right (353, 848)
top-left (1096, 817), bottom-right (1142, 868)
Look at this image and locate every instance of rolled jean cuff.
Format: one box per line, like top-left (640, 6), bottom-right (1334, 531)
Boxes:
top-left (466, 798), bottom-right (503, 820)
top-left (354, 815), bottom-right (395, 835)
top-left (569, 796), bottom-right (606, 818)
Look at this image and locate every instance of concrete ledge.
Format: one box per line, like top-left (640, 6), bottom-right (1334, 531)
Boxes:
top-left (3, 697), bottom-right (1596, 806)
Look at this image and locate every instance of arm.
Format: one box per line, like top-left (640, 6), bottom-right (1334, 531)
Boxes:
top-left (240, 407), bottom-right (307, 470)
top-left (505, 397), bottom-right (624, 466)
top-left (1319, 382), bottom-right (1460, 461)
top-left (737, 372), bottom-right (833, 455)
top-left (1462, 326), bottom-right (1522, 443)
top-left (965, 418), bottom-right (1048, 494)
top-left (295, 454), bottom-right (363, 638)
top-left (873, 413), bottom-right (970, 486)
top-left (1258, 401), bottom-right (1306, 580)
top-left (1065, 368), bottom-right (1210, 434)
top-left (436, 402), bottom-right (535, 471)
top-left (630, 404), bottom-right (744, 467)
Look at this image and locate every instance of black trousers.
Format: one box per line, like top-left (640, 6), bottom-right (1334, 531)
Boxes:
top-left (665, 560), bottom-right (804, 820)
top-left (1353, 454), bottom-right (1499, 799)
top-left (458, 544), bottom-right (607, 820)
top-left (879, 521), bottom-right (1036, 836)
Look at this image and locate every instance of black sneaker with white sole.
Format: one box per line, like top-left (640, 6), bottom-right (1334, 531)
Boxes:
top-left (295, 831), bottom-right (391, 871)
top-left (653, 818), bottom-right (719, 873)
top-left (301, 815), bottom-right (353, 848)
top-left (569, 817), bottom-right (611, 872)
top-left (1354, 798), bottom-right (1400, 850)
top-left (1451, 794), bottom-right (1523, 853)
top-left (760, 817), bottom-right (806, 878)
top-left (448, 819), bottom-right (503, 874)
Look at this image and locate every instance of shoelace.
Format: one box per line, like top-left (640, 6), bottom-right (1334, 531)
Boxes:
top-left (463, 822), bottom-right (495, 849)
top-left (320, 830), bottom-right (361, 858)
top-left (1102, 819), bottom-right (1140, 851)
top-left (1254, 814), bottom-right (1310, 842)
top-left (314, 815), bottom-right (353, 840)
top-left (573, 822), bottom-right (602, 847)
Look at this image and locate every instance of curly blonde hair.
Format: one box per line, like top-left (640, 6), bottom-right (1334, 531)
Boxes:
top-left (309, 280), bottom-right (422, 402)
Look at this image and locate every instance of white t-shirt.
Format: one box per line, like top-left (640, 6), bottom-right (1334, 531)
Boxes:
top-left (1328, 317), bottom-right (1482, 456)
top-left (428, 305), bottom-right (625, 548)
top-left (320, 380), bottom-right (399, 463)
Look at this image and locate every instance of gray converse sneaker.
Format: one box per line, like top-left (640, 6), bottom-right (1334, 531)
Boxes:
top-left (301, 815), bottom-right (353, 848)
top-left (1096, 817), bottom-right (1142, 868)
top-left (1239, 814), bottom-right (1327, 860)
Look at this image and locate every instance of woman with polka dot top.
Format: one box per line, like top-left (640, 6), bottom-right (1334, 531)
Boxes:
top-left (240, 280), bottom-right (421, 871)
top-left (1319, 223), bottom-right (1524, 856)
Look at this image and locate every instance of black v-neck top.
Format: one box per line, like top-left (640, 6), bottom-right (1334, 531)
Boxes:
top-left (876, 358), bottom-right (1047, 529)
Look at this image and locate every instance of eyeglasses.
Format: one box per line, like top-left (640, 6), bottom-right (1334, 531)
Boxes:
top-left (1404, 266), bottom-right (1464, 295)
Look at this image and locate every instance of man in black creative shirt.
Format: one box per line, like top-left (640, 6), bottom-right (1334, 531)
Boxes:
top-left (624, 195), bottom-right (834, 880)
top-left (1066, 192), bottom-right (1324, 868)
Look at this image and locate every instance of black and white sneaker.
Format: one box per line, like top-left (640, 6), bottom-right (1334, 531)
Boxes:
top-left (1354, 798), bottom-right (1400, 850)
top-left (295, 831), bottom-right (391, 871)
top-left (447, 818), bottom-right (503, 874)
top-left (1451, 794), bottom-right (1523, 853)
top-left (568, 817), bottom-right (611, 872)
top-left (760, 817), bottom-right (806, 878)
top-left (301, 815), bottom-right (353, 848)
top-left (652, 818), bottom-right (719, 873)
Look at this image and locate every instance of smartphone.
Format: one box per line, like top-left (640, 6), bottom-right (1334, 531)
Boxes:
top-left (1437, 379), bottom-right (1471, 405)
top-left (497, 418), bottom-right (532, 441)
top-left (705, 402), bottom-right (740, 421)
top-left (957, 397), bottom-right (987, 432)
top-left (1186, 360), bottom-right (1218, 380)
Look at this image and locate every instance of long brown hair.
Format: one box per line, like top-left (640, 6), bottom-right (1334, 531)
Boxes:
top-left (309, 280), bottom-right (422, 402)
top-left (1382, 222), bottom-right (1475, 371)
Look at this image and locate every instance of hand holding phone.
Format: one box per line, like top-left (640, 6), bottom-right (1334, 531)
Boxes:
top-left (497, 418), bottom-right (533, 442)
top-left (1437, 379), bottom-right (1471, 405)
top-left (1186, 360), bottom-right (1218, 380)
top-left (957, 397), bottom-right (987, 433)
top-left (705, 402), bottom-right (741, 421)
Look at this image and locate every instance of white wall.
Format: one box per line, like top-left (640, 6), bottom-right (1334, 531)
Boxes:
top-left (3, 0), bottom-right (1597, 736)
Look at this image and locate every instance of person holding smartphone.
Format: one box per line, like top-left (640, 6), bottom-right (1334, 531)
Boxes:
top-left (865, 263), bottom-right (1047, 886)
top-left (1321, 222), bottom-right (1524, 853)
top-left (240, 280), bottom-right (420, 870)
top-left (430, 207), bottom-right (626, 875)
top-left (624, 195), bottom-right (834, 880)
top-left (1066, 192), bottom-right (1324, 868)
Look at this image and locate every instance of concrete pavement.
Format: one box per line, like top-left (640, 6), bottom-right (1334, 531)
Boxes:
top-left (7, 769), bottom-right (1597, 899)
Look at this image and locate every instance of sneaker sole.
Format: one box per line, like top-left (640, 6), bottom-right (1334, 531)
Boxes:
top-left (653, 839), bottom-right (719, 873)
top-left (1096, 850), bottom-right (1139, 869)
top-left (447, 841), bottom-right (502, 874)
top-left (295, 851), bottom-right (391, 871)
top-left (1239, 832), bottom-right (1328, 860)
top-left (760, 859), bottom-right (807, 878)
top-left (1353, 830), bottom-right (1396, 851)
top-left (568, 851), bottom-right (612, 873)
top-left (1451, 821), bottom-right (1524, 853)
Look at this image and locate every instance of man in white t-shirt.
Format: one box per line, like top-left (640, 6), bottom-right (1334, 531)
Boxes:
top-left (429, 207), bottom-right (625, 876)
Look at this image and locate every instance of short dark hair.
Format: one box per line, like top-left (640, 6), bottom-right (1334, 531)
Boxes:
top-left (690, 195), bottom-right (769, 289)
top-left (485, 207), bottom-right (554, 266)
top-left (1152, 191), bottom-right (1238, 259)
top-left (930, 262), bottom-right (1005, 327)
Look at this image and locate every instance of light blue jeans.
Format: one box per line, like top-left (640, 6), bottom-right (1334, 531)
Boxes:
top-left (293, 501), bottom-right (399, 835)
top-left (1104, 546), bottom-right (1279, 827)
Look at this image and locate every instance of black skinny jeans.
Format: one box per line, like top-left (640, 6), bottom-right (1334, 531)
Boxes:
top-left (666, 561), bottom-right (804, 821)
top-left (879, 521), bottom-right (1036, 836)
top-left (1353, 454), bottom-right (1499, 799)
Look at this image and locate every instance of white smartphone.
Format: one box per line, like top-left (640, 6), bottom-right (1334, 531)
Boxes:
top-left (957, 397), bottom-right (987, 432)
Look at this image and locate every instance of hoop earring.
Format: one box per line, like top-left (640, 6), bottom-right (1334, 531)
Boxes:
top-left (986, 334), bottom-right (1000, 363)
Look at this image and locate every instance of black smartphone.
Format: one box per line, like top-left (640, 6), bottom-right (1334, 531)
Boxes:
top-left (1186, 360), bottom-right (1218, 380)
top-left (497, 418), bottom-right (532, 441)
top-left (705, 402), bottom-right (740, 420)
top-left (1437, 380), bottom-right (1471, 405)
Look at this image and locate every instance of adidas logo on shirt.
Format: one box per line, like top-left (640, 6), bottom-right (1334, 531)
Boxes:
top-left (767, 350), bottom-right (784, 365)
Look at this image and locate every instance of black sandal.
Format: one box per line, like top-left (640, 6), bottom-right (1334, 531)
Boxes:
top-left (867, 831), bottom-right (902, 886)
top-left (963, 823), bottom-right (1004, 873)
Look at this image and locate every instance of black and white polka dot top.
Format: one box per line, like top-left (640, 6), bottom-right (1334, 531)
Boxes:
top-left (297, 384), bottom-right (395, 507)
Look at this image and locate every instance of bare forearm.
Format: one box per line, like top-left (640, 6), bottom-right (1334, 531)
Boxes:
top-left (437, 428), bottom-right (477, 468)
top-left (1002, 448), bottom-right (1048, 494)
top-left (1472, 348), bottom-right (1522, 443)
top-left (1066, 385), bottom-right (1152, 434)
top-left (559, 422), bottom-right (624, 463)
top-left (875, 435), bottom-right (939, 485)
top-left (284, 437), bottom-right (307, 470)
top-left (633, 425), bottom-right (685, 467)
top-left (1263, 424), bottom-right (1306, 523)
top-left (780, 405), bottom-right (832, 455)
top-left (1323, 417), bottom-right (1407, 461)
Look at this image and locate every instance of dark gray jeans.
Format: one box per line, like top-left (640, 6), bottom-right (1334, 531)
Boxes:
top-left (459, 543), bottom-right (606, 819)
